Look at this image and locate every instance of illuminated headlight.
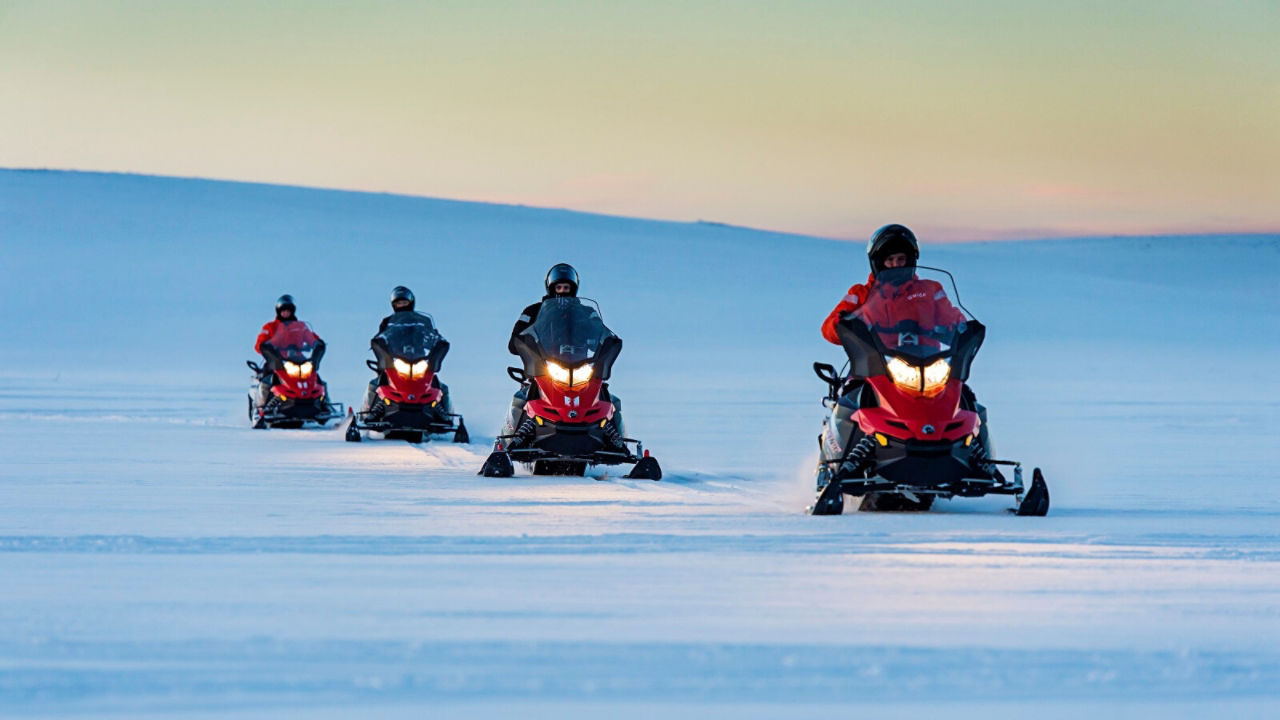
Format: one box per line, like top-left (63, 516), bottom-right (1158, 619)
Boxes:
top-left (392, 358), bottom-right (412, 378)
top-left (284, 361), bottom-right (301, 378)
top-left (546, 361), bottom-right (593, 389)
top-left (546, 360), bottom-right (571, 385)
top-left (886, 356), bottom-right (921, 391)
top-left (922, 358), bottom-right (950, 393)
top-left (392, 358), bottom-right (429, 379)
top-left (300, 361), bottom-right (314, 378)
top-left (887, 356), bottom-right (951, 395)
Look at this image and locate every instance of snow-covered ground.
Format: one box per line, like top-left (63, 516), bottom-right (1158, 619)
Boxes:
top-left (2, 169), bottom-right (1278, 718)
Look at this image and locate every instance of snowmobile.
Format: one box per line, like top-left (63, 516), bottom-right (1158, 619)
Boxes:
top-left (345, 313), bottom-right (468, 444)
top-left (247, 321), bottom-right (343, 429)
top-left (808, 266), bottom-right (1049, 515)
top-left (479, 296), bottom-right (661, 480)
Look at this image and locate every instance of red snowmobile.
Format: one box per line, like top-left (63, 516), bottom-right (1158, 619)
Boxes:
top-left (479, 297), bottom-right (661, 479)
top-left (808, 266), bottom-right (1048, 515)
top-left (345, 313), bottom-right (468, 444)
top-left (247, 321), bottom-right (342, 429)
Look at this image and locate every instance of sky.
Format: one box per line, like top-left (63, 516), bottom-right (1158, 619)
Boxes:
top-left (1, 0), bottom-right (1277, 241)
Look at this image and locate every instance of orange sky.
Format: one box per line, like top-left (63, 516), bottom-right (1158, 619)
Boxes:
top-left (1, 1), bottom-right (1276, 240)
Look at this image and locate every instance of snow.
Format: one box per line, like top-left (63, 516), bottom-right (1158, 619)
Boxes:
top-left (2, 169), bottom-right (1279, 717)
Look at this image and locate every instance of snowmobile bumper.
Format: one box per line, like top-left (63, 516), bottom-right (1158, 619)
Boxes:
top-left (256, 397), bottom-right (344, 427)
top-left (838, 474), bottom-right (1020, 498)
top-left (507, 445), bottom-right (637, 466)
top-left (871, 437), bottom-right (973, 486)
top-left (527, 419), bottom-right (608, 457)
top-left (836, 436), bottom-right (1019, 498)
top-left (501, 419), bottom-right (656, 474)
top-left (354, 401), bottom-right (460, 435)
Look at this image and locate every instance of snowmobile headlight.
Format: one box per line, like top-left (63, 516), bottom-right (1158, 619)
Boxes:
top-left (570, 363), bottom-right (593, 389)
top-left (922, 358), bottom-right (950, 394)
top-left (283, 361), bottom-right (302, 378)
top-left (547, 360), bottom-right (592, 388)
top-left (412, 359), bottom-right (429, 378)
top-left (392, 358), bottom-right (412, 378)
top-left (886, 356), bottom-right (922, 392)
top-left (299, 361), bottom-right (314, 378)
top-left (546, 360), bottom-right (571, 385)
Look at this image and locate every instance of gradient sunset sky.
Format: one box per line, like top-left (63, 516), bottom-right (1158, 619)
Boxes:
top-left (2, 1), bottom-right (1276, 240)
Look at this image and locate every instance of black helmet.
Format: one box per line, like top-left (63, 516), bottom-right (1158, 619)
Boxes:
top-left (867, 224), bottom-right (920, 276)
top-left (545, 263), bottom-right (579, 296)
top-left (390, 285), bottom-right (415, 312)
top-left (275, 294), bottom-right (296, 319)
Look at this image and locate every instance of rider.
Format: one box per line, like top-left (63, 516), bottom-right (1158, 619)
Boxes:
top-left (363, 285), bottom-right (452, 413)
top-left (253, 294), bottom-right (327, 401)
top-left (509, 263), bottom-right (578, 351)
top-left (503, 263), bottom-right (627, 450)
top-left (380, 285), bottom-right (422, 332)
top-left (255, 294), bottom-right (299, 355)
top-left (821, 225), bottom-right (994, 474)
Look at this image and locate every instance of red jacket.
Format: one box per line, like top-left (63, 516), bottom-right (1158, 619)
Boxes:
top-left (859, 278), bottom-right (966, 333)
top-left (821, 273), bottom-right (875, 344)
top-left (256, 320), bottom-right (282, 353)
top-left (255, 318), bottom-right (316, 353)
top-left (822, 274), bottom-right (965, 345)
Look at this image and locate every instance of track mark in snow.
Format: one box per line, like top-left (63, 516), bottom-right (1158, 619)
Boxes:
top-left (2, 640), bottom-right (1276, 707)
top-left (5, 534), bottom-right (1280, 561)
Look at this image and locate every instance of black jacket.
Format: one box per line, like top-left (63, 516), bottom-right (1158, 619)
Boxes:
top-left (509, 296), bottom-right (553, 354)
top-left (377, 309), bottom-right (434, 337)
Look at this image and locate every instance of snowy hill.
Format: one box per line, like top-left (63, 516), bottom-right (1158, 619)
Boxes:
top-left (2, 169), bottom-right (1278, 717)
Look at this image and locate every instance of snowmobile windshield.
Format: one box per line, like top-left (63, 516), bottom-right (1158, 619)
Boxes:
top-left (853, 267), bottom-right (973, 359)
top-left (377, 315), bottom-right (441, 361)
top-left (524, 297), bottom-right (613, 365)
top-left (267, 321), bottom-right (321, 361)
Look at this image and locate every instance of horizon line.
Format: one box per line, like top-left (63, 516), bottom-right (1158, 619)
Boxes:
top-left (5, 166), bottom-right (1278, 245)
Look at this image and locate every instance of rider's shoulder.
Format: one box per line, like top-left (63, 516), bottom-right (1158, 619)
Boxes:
top-left (911, 276), bottom-right (946, 291)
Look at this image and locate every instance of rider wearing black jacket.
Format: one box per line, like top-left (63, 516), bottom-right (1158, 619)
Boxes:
top-left (508, 264), bottom-right (578, 352)
top-left (362, 286), bottom-right (453, 414)
top-left (379, 286), bottom-right (433, 334)
top-left (502, 264), bottom-right (626, 450)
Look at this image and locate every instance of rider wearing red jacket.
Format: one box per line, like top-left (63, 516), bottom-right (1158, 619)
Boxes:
top-left (822, 224), bottom-right (958, 344)
top-left (820, 225), bottom-right (994, 475)
top-left (256, 295), bottom-right (301, 354)
top-left (253, 294), bottom-right (326, 380)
